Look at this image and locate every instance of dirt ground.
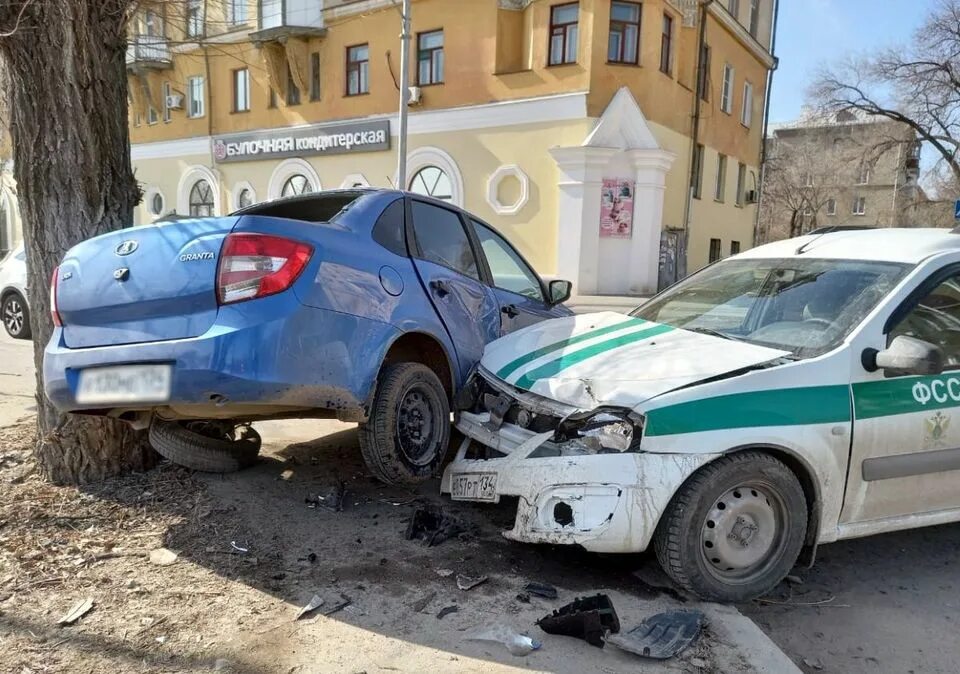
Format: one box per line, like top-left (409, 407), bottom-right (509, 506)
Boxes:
top-left (0, 415), bottom-right (791, 674)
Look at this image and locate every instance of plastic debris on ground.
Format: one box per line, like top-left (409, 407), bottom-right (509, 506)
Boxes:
top-left (58, 598), bottom-right (94, 626)
top-left (456, 574), bottom-right (488, 591)
top-left (435, 568), bottom-right (454, 578)
top-left (405, 506), bottom-right (464, 546)
top-left (537, 594), bottom-right (620, 648)
top-left (524, 581), bottom-right (558, 599)
top-left (296, 595), bottom-right (325, 620)
top-left (467, 624), bottom-right (542, 657)
top-left (605, 609), bottom-right (705, 659)
top-left (436, 605), bottom-right (459, 619)
top-left (305, 480), bottom-right (346, 512)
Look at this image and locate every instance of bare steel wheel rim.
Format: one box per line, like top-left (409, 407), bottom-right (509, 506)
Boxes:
top-left (3, 297), bottom-right (23, 335)
top-left (699, 482), bottom-right (789, 585)
top-left (395, 382), bottom-right (440, 467)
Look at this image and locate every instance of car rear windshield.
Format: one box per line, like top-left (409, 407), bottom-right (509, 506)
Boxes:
top-left (232, 191), bottom-right (366, 223)
top-left (632, 257), bottom-right (912, 358)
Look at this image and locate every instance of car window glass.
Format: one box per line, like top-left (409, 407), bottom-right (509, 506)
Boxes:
top-left (890, 274), bottom-right (960, 370)
top-left (14, 248), bottom-right (25, 262)
top-left (371, 199), bottom-right (406, 256)
top-left (410, 201), bottom-right (479, 280)
top-left (472, 220), bottom-right (543, 301)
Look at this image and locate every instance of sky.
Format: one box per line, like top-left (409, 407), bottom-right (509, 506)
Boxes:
top-left (769, 0), bottom-right (935, 124)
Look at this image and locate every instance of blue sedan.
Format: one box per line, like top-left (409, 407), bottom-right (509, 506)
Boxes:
top-left (44, 189), bottom-right (572, 482)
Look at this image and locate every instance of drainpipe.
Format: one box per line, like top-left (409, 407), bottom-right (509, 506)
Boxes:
top-left (681, 0), bottom-right (714, 277)
top-left (753, 0), bottom-right (780, 244)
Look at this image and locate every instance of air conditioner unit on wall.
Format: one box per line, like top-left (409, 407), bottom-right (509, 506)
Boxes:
top-left (745, 189), bottom-right (759, 204)
top-left (166, 94), bottom-right (184, 110)
top-left (407, 86), bottom-right (422, 106)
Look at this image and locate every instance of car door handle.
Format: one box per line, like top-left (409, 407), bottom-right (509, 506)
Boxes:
top-left (430, 279), bottom-right (450, 298)
top-left (501, 304), bottom-right (519, 318)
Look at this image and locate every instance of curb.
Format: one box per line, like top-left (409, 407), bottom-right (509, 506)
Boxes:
top-left (703, 603), bottom-right (801, 673)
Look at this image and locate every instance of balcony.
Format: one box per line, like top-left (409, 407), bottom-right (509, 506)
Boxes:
top-left (126, 35), bottom-right (171, 70)
top-left (251, 0), bottom-right (326, 42)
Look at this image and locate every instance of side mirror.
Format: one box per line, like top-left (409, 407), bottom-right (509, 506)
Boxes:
top-left (548, 279), bottom-right (572, 306)
top-left (864, 335), bottom-right (945, 376)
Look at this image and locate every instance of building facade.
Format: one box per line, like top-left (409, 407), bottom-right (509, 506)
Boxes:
top-left (4, 0), bottom-right (777, 293)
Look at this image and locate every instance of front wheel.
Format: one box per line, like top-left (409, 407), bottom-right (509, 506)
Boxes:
top-left (654, 451), bottom-right (807, 602)
top-left (2, 292), bottom-right (31, 340)
top-left (359, 362), bottom-right (450, 485)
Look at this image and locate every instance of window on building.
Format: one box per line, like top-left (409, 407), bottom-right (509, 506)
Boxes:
top-left (134, 111), bottom-right (142, 127)
top-left (802, 172), bottom-right (813, 187)
top-left (749, 0), bottom-right (760, 37)
top-left (735, 162), bottom-right (747, 206)
top-left (147, 106), bottom-right (159, 125)
top-left (409, 166), bottom-right (453, 202)
top-left (692, 144), bottom-right (705, 200)
top-left (310, 52), bottom-right (321, 101)
top-left (741, 81), bottom-right (754, 127)
top-left (149, 192), bottom-right (165, 216)
top-left (346, 44), bottom-right (369, 95)
top-left (286, 65), bottom-right (301, 106)
top-left (144, 9), bottom-right (162, 36)
top-left (721, 63), bottom-right (735, 114)
top-left (858, 163), bottom-right (870, 185)
top-left (697, 43), bottom-right (711, 101)
top-left (228, 0), bottom-right (247, 25)
top-left (238, 188), bottom-right (254, 209)
top-left (548, 3), bottom-right (579, 66)
top-left (827, 198), bottom-right (837, 215)
top-left (410, 201), bottom-right (479, 280)
top-left (709, 238), bottom-right (722, 262)
top-left (187, 76), bottom-right (204, 118)
top-left (853, 196), bottom-right (866, 215)
top-left (186, 0), bottom-right (203, 38)
top-left (608, 1), bottom-right (641, 65)
top-left (730, 240), bottom-right (741, 255)
top-left (233, 68), bottom-right (250, 112)
top-left (715, 154), bottom-right (727, 202)
top-left (660, 13), bottom-right (673, 74)
top-left (728, 0), bottom-right (740, 19)
top-left (281, 174), bottom-right (314, 197)
top-left (269, 88), bottom-right (277, 109)
top-left (162, 82), bottom-right (172, 123)
top-left (189, 179), bottom-right (215, 217)
top-left (417, 30), bottom-right (444, 84)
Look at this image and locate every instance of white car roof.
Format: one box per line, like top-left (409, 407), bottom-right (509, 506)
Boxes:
top-left (739, 228), bottom-right (960, 265)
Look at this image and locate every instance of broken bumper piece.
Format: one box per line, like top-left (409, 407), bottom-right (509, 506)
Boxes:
top-left (441, 411), bottom-right (719, 553)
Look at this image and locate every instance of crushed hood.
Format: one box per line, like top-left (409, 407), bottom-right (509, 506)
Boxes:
top-left (481, 312), bottom-right (790, 410)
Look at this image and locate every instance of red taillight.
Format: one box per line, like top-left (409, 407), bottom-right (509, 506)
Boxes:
top-left (50, 266), bottom-right (63, 327)
top-left (216, 233), bottom-right (313, 305)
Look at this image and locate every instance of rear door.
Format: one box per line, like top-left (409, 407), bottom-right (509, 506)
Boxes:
top-left (468, 219), bottom-right (561, 334)
top-left (407, 199), bottom-right (499, 382)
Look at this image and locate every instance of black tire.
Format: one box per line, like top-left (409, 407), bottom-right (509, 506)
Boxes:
top-left (149, 419), bottom-right (261, 473)
top-left (653, 451), bottom-right (807, 603)
top-left (2, 292), bottom-right (31, 340)
top-left (359, 362), bottom-right (450, 485)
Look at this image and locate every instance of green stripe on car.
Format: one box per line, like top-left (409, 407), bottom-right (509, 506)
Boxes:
top-left (644, 385), bottom-right (852, 437)
top-left (853, 374), bottom-right (960, 419)
top-left (496, 316), bottom-right (646, 381)
top-left (513, 323), bottom-right (675, 391)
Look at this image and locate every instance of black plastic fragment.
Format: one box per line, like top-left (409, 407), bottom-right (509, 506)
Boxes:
top-left (536, 594), bottom-right (620, 647)
top-left (524, 582), bottom-right (558, 599)
top-left (606, 609), bottom-right (705, 659)
top-left (405, 506), bottom-right (463, 546)
top-left (436, 605), bottom-right (459, 620)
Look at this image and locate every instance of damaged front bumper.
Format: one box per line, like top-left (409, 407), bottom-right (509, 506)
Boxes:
top-left (441, 410), bottom-right (719, 553)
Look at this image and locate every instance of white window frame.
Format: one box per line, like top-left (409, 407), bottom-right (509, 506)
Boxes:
top-left (147, 106), bottom-right (159, 125)
top-left (749, 0), bottom-right (760, 37)
top-left (728, 0), bottom-right (740, 19)
top-left (857, 163), bottom-right (870, 185)
top-left (714, 153), bottom-right (727, 202)
top-left (162, 81), bottom-right (172, 123)
top-left (735, 162), bottom-right (747, 206)
top-left (721, 64), bottom-right (735, 114)
top-left (826, 198), bottom-right (837, 215)
top-left (188, 76), bottom-right (205, 118)
top-left (233, 68), bottom-right (250, 113)
top-left (741, 81), bottom-right (753, 127)
top-left (228, 0), bottom-right (248, 25)
top-left (853, 196), bottom-right (866, 216)
top-left (187, 0), bottom-right (204, 38)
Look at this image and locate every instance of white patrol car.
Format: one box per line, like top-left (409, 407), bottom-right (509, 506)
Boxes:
top-left (442, 228), bottom-right (960, 602)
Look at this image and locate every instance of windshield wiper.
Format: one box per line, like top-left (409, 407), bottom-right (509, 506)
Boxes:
top-left (685, 327), bottom-right (740, 341)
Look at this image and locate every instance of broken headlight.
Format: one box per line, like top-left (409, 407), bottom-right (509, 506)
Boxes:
top-left (552, 409), bottom-right (642, 454)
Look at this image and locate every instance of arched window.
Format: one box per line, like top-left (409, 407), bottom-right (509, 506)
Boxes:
top-left (281, 174), bottom-right (313, 197)
top-left (409, 165), bottom-right (452, 202)
top-left (189, 179), bottom-right (215, 217)
top-left (237, 188), bottom-right (254, 209)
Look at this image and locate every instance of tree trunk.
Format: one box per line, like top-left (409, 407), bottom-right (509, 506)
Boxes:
top-left (0, 1), bottom-right (156, 484)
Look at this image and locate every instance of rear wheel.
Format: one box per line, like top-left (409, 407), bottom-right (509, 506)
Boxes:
top-left (359, 362), bottom-right (450, 485)
top-left (149, 419), bottom-right (261, 473)
top-left (653, 452), bottom-right (807, 602)
top-left (2, 292), bottom-right (30, 340)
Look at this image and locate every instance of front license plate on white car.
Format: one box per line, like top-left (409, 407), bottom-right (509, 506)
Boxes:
top-left (450, 473), bottom-right (498, 502)
top-left (76, 364), bottom-right (172, 405)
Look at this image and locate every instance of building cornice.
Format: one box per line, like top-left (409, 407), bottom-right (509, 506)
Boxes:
top-left (708, 3), bottom-right (776, 69)
top-left (498, 0), bottom-right (534, 9)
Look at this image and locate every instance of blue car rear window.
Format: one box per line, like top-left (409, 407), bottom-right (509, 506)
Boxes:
top-left (232, 192), bottom-right (365, 223)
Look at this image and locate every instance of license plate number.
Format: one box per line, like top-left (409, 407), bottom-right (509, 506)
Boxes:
top-left (450, 473), bottom-right (498, 502)
top-left (76, 364), bottom-right (172, 405)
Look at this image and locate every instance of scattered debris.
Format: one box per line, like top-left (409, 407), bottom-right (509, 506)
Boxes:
top-left (410, 591), bottom-right (437, 613)
top-left (296, 595), bottom-right (325, 621)
top-left (57, 598), bottom-right (94, 626)
top-left (524, 582), bottom-right (558, 599)
top-left (155, 636), bottom-right (167, 644)
top-left (405, 507), bottom-right (463, 546)
top-left (606, 609), bottom-right (704, 659)
top-left (148, 548), bottom-right (178, 566)
top-left (306, 481), bottom-right (346, 512)
top-left (435, 568), bottom-right (454, 578)
top-left (456, 574), bottom-right (488, 591)
top-left (230, 541), bottom-right (248, 554)
top-left (323, 595), bottom-right (352, 617)
top-left (803, 657), bottom-right (824, 670)
top-left (689, 657), bottom-right (709, 668)
top-left (785, 574), bottom-right (804, 585)
top-left (466, 624), bottom-right (542, 657)
top-left (279, 469), bottom-right (294, 481)
top-left (537, 594), bottom-right (620, 648)
top-left (437, 605), bottom-right (459, 620)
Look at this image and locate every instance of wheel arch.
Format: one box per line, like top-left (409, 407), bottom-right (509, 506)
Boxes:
top-left (1, 285), bottom-right (23, 303)
top-left (377, 330), bottom-right (456, 401)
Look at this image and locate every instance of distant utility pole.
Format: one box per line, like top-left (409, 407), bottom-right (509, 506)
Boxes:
top-left (397, 0), bottom-right (412, 191)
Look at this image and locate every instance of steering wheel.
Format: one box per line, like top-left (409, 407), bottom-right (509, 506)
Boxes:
top-left (803, 318), bottom-right (834, 329)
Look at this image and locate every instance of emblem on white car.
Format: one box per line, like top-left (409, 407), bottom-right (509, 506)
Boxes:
top-left (115, 240), bottom-right (139, 256)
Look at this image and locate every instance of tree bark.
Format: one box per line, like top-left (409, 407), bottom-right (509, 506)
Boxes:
top-left (0, 1), bottom-right (156, 484)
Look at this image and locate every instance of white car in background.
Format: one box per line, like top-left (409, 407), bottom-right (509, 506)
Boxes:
top-left (0, 242), bottom-right (30, 340)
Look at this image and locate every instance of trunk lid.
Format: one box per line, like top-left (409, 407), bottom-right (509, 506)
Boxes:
top-left (57, 218), bottom-right (238, 348)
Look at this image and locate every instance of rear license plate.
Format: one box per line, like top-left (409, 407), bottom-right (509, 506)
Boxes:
top-left (450, 473), bottom-right (498, 502)
top-left (76, 364), bottom-right (172, 405)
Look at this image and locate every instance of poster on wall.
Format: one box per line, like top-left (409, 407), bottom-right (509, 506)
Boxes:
top-left (600, 178), bottom-right (634, 239)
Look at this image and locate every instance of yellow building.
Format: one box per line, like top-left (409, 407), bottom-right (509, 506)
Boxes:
top-left (6, 0), bottom-right (777, 294)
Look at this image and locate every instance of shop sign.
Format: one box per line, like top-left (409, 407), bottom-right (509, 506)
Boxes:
top-left (213, 120), bottom-right (391, 163)
top-left (600, 178), bottom-right (634, 239)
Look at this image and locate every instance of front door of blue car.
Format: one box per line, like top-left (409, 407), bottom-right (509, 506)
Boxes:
top-left (468, 219), bottom-right (561, 335)
top-left (407, 198), bottom-right (500, 383)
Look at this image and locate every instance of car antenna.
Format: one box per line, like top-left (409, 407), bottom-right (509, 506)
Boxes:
top-left (795, 232), bottom-right (827, 255)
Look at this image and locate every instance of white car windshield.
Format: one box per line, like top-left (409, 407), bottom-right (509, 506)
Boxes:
top-left (633, 258), bottom-right (911, 358)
